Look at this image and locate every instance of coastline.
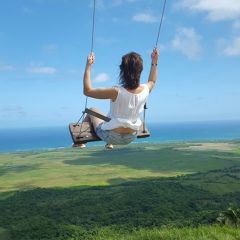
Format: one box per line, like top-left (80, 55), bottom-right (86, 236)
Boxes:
top-left (0, 139), bottom-right (239, 155)
top-left (0, 120), bottom-right (240, 153)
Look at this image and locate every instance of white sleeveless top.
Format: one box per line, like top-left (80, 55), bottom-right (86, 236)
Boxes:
top-left (101, 84), bottom-right (149, 130)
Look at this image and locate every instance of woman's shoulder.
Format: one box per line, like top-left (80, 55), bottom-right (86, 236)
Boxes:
top-left (111, 86), bottom-right (119, 100)
top-left (140, 84), bottom-right (150, 93)
top-left (122, 84), bottom-right (149, 95)
top-left (143, 83), bottom-right (151, 93)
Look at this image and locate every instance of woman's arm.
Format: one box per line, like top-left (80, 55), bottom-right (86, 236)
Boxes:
top-left (83, 52), bottom-right (118, 100)
top-left (146, 46), bottom-right (159, 93)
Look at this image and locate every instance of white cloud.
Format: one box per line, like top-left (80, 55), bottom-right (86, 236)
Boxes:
top-left (172, 27), bottom-right (202, 60)
top-left (233, 20), bottom-right (240, 30)
top-left (112, 0), bottom-right (122, 7)
top-left (96, 37), bottom-right (118, 45)
top-left (68, 69), bottom-right (78, 74)
top-left (27, 67), bottom-right (56, 74)
top-left (1, 106), bottom-right (23, 112)
top-left (22, 6), bottom-right (34, 14)
top-left (93, 73), bottom-right (110, 83)
top-left (0, 106), bottom-right (27, 120)
top-left (217, 37), bottom-right (240, 56)
top-left (26, 62), bottom-right (56, 74)
top-left (175, 0), bottom-right (240, 21)
top-left (89, 0), bottom-right (105, 10)
top-left (127, 0), bottom-right (142, 2)
top-left (43, 44), bottom-right (58, 55)
top-left (132, 12), bottom-right (158, 23)
top-left (1, 106), bottom-right (27, 118)
top-left (0, 62), bottom-right (14, 71)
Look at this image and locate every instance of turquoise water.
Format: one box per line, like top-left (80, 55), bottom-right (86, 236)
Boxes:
top-left (0, 120), bottom-right (240, 153)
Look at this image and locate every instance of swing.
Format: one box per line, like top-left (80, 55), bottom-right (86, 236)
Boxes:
top-left (69, 0), bottom-right (166, 146)
top-left (69, 106), bottom-right (150, 145)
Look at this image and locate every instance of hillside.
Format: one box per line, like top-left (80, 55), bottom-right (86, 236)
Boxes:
top-left (0, 140), bottom-right (240, 239)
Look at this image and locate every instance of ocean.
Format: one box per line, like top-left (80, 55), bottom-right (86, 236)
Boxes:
top-left (0, 120), bottom-right (240, 153)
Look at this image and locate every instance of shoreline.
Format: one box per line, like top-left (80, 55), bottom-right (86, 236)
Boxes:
top-left (1, 138), bottom-right (240, 154)
top-left (1, 120), bottom-right (240, 153)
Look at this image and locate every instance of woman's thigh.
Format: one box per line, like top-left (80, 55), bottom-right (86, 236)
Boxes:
top-left (89, 107), bottom-right (105, 131)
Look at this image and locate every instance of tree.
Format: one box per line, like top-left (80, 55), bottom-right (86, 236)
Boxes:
top-left (217, 203), bottom-right (240, 228)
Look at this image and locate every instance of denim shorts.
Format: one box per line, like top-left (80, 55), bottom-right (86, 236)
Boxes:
top-left (96, 123), bottom-right (138, 145)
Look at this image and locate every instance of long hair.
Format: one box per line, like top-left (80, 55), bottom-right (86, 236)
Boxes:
top-left (118, 52), bottom-right (143, 90)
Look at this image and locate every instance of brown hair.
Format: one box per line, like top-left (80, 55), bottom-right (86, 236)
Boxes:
top-left (118, 52), bottom-right (143, 90)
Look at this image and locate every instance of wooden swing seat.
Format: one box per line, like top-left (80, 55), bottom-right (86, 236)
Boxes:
top-left (69, 108), bottom-right (150, 145)
top-left (69, 121), bottom-right (150, 145)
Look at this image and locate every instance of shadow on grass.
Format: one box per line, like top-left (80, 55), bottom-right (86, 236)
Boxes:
top-left (0, 164), bottom-right (43, 177)
top-left (63, 145), bottom-right (240, 174)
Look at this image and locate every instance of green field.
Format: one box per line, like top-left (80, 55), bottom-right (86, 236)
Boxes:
top-left (1, 140), bottom-right (240, 239)
top-left (1, 141), bottom-right (240, 194)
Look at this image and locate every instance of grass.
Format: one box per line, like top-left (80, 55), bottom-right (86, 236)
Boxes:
top-left (1, 224), bottom-right (240, 240)
top-left (95, 225), bottom-right (240, 240)
top-left (0, 227), bottom-right (11, 240)
top-left (1, 141), bottom-right (240, 193)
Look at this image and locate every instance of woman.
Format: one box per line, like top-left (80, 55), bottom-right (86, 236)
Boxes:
top-left (79, 46), bottom-right (159, 149)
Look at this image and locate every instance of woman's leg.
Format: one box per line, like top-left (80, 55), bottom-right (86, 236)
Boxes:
top-left (80, 107), bottom-right (113, 149)
top-left (75, 108), bottom-right (104, 148)
top-left (89, 107), bottom-right (113, 149)
top-left (88, 107), bottom-right (105, 132)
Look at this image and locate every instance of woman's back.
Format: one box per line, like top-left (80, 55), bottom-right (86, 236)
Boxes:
top-left (101, 84), bottom-right (149, 131)
top-left (110, 84), bottom-right (149, 119)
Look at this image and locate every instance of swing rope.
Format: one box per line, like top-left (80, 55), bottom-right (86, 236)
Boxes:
top-left (83, 0), bottom-right (96, 116)
top-left (143, 0), bottom-right (167, 132)
top-left (155, 0), bottom-right (167, 46)
top-left (91, 0), bottom-right (96, 53)
top-left (73, 0), bottom-right (96, 139)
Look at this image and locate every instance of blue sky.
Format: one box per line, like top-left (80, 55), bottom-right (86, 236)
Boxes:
top-left (0, 0), bottom-right (240, 129)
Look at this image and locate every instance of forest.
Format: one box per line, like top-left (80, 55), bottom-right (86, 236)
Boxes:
top-left (0, 169), bottom-right (240, 239)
